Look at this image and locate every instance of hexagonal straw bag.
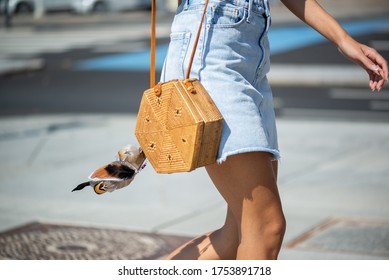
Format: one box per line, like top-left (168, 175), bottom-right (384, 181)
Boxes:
top-left (135, 0), bottom-right (223, 173)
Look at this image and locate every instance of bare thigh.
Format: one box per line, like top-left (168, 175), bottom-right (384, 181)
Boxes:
top-left (206, 152), bottom-right (285, 258)
top-left (216, 157), bottom-right (279, 237)
top-left (206, 152), bottom-right (282, 222)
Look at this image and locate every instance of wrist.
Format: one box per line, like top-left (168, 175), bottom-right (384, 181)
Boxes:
top-left (332, 29), bottom-right (352, 49)
top-left (336, 34), bottom-right (358, 52)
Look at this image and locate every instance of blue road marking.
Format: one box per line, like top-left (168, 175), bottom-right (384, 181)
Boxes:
top-left (75, 17), bottom-right (389, 71)
top-left (268, 17), bottom-right (389, 54)
top-left (76, 44), bottom-right (169, 71)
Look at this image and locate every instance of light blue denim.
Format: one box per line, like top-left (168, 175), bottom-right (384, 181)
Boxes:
top-left (161, 0), bottom-right (280, 162)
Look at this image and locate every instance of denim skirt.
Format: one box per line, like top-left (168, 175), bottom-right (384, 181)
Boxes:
top-left (160, 0), bottom-right (280, 162)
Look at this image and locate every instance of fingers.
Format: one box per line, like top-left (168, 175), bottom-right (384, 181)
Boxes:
top-left (368, 66), bottom-right (387, 91)
top-left (339, 39), bottom-right (388, 91)
top-left (363, 46), bottom-right (389, 91)
top-left (368, 69), bottom-right (382, 92)
top-left (337, 36), bottom-right (388, 91)
top-left (368, 70), bottom-right (375, 91)
top-left (367, 49), bottom-right (389, 79)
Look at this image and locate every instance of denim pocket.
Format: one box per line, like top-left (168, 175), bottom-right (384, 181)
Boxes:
top-left (210, 3), bottom-right (246, 28)
top-left (164, 32), bottom-right (192, 80)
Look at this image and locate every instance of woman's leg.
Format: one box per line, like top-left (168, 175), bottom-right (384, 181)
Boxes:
top-left (164, 207), bottom-right (239, 260)
top-left (165, 152), bottom-right (284, 260)
top-left (206, 152), bottom-right (286, 259)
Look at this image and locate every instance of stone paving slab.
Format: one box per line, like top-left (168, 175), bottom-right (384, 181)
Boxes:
top-left (284, 218), bottom-right (389, 259)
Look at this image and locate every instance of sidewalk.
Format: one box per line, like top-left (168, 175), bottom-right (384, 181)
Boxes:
top-left (0, 114), bottom-right (388, 259)
top-left (0, 0), bottom-right (389, 260)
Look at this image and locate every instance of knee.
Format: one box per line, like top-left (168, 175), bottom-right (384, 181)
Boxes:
top-left (265, 213), bottom-right (286, 240)
top-left (237, 213), bottom-right (286, 259)
top-left (245, 211), bottom-right (286, 243)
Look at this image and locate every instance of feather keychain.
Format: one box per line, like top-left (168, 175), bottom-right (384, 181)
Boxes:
top-left (73, 145), bottom-right (146, 195)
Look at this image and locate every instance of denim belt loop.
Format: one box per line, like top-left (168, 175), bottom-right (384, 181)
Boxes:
top-left (246, 0), bottom-right (253, 23)
top-left (263, 0), bottom-right (271, 31)
top-left (183, 0), bottom-right (189, 10)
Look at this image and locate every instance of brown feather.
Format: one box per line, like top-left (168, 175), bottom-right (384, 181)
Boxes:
top-left (90, 165), bottom-right (113, 179)
top-left (90, 162), bottom-right (135, 179)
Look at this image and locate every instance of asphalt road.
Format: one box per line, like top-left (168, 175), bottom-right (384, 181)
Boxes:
top-left (0, 12), bottom-right (388, 121)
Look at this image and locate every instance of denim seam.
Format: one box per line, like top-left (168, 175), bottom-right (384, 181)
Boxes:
top-left (217, 147), bottom-right (281, 164)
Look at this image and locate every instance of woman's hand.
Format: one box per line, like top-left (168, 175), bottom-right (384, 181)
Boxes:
top-left (337, 37), bottom-right (388, 91)
top-left (281, 0), bottom-right (388, 91)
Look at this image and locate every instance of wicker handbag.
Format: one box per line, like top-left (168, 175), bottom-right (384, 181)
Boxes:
top-left (135, 0), bottom-right (223, 174)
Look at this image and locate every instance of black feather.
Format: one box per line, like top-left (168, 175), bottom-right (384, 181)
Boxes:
top-left (72, 182), bottom-right (90, 192)
top-left (104, 164), bottom-right (135, 179)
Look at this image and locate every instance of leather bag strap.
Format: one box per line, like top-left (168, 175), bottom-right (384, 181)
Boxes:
top-left (150, 0), bottom-right (209, 87)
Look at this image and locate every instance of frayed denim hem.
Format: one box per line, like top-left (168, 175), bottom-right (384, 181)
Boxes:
top-left (216, 147), bottom-right (281, 164)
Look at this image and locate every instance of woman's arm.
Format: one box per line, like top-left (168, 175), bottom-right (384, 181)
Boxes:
top-left (281, 0), bottom-right (388, 91)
